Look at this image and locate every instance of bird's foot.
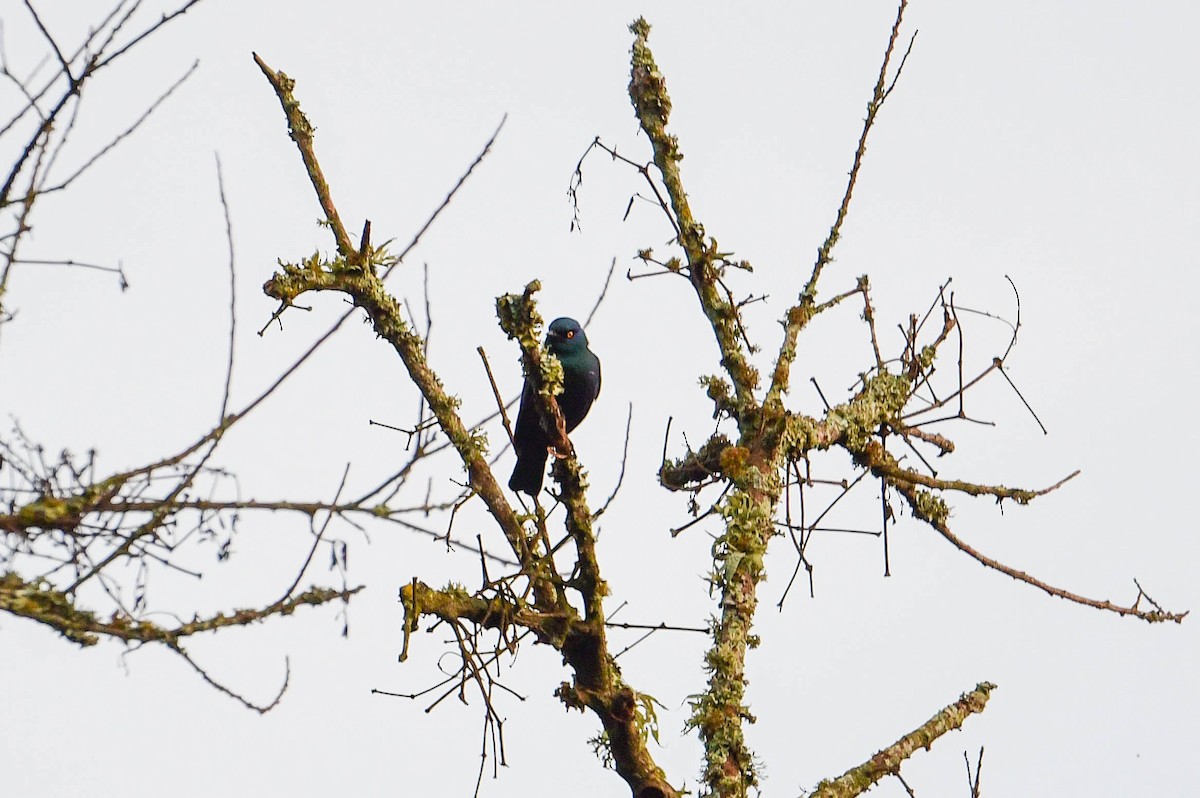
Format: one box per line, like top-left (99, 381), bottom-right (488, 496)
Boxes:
top-left (547, 444), bottom-right (573, 461)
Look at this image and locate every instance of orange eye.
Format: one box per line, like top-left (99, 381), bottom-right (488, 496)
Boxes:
top-left (566, 330), bottom-right (575, 339)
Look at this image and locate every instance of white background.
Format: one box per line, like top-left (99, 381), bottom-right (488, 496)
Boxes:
top-left (2, 2), bottom-right (1197, 796)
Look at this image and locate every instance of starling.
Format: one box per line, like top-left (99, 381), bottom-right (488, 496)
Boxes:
top-left (508, 317), bottom-right (601, 496)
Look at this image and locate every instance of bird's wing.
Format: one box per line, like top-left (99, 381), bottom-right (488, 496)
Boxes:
top-left (511, 379), bottom-right (537, 454)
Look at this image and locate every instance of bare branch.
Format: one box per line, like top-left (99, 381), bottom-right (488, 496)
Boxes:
top-left (888, 474), bottom-right (1186, 623)
top-left (802, 0), bottom-right (911, 301)
top-left (768, 1), bottom-right (914, 402)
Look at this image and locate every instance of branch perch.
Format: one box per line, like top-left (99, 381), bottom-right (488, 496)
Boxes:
top-left (256, 56), bottom-right (681, 798)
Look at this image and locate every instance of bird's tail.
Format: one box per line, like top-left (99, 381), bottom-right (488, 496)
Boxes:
top-left (508, 450), bottom-right (547, 496)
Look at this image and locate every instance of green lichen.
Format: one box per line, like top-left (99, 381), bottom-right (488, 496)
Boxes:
top-left (840, 370), bottom-right (908, 450)
top-left (11, 475), bottom-right (127, 533)
top-left (685, 488), bottom-right (774, 792)
top-left (785, 370), bottom-right (910, 458)
top-left (717, 492), bottom-right (771, 566)
top-left (468, 429), bottom-right (489, 458)
top-left (441, 582), bottom-right (471, 600)
top-left (0, 571), bottom-right (100, 646)
top-left (537, 350), bottom-right (565, 399)
top-left (782, 414), bottom-right (820, 455)
top-left (15, 495), bottom-right (75, 529)
top-left (635, 691), bottom-right (666, 747)
top-left (495, 281), bottom-right (544, 348)
top-left (718, 446), bottom-right (751, 481)
top-left (918, 343), bottom-right (937, 370)
top-left (699, 375), bottom-right (736, 418)
top-left (912, 489), bottom-right (950, 525)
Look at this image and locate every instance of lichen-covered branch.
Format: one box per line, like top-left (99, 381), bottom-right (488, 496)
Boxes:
top-left (622, 9), bottom-right (1185, 797)
top-left (628, 18), bottom-right (889, 795)
top-left (660, 434), bottom-right (731, 491)
top-left (628, 18), bottom-right (760, 407)
top-left (629, 21), bottom-right (789, 795)
top-left (0, 418), bottom-right (365, 677)
top-left (252, 54), bottom-right (353, 257)
top-left (495, 284), bottom-right (608, 625)
top-left (885, 474), bottom-right (1187, 624)
top-left (770, 0), bottom-right (911, 404)
top-left (810, 682), bottom-right (996, 798)
top-left (400, 575), bottom-right (678, 798)
top-left (258, 60), bottom-right (680, 798)
top-left (399, 580), bottom-right (553, 647)
top-left (0, 570), bottom-right (358, 647)
top-left (497, 285), bottom-right (675, 798)
top-left (853, 440), bottom-right (1080, 505)
top-left (260, 235), bottom-right (533, 574)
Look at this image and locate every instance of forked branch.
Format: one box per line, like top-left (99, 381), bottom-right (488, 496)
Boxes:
top-left (256, 56), bottom-right (681, 798)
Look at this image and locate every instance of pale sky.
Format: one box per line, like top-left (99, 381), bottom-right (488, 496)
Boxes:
top-left (2, 2), bottom-right (1198, 796)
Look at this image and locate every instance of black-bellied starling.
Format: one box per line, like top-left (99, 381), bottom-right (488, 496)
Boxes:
top-left (508, 317), bottom-right (601, 496)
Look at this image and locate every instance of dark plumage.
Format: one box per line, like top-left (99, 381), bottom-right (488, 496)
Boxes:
top-left (508, 317), bottom-right (601, 496)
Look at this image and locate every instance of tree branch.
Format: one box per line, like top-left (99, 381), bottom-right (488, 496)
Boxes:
top-left (811, 682), bottom-right (996, 798)
top-left (258, 59), bottom-right (680, 798)
top-left (0, 570), bottom-right (360, 647)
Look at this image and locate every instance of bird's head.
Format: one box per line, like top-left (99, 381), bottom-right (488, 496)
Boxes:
top-left (546, 317), bottom-right (588, 355)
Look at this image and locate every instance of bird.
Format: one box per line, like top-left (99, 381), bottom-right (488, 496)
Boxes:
top-left (508, 317), bottom-right (601, 496)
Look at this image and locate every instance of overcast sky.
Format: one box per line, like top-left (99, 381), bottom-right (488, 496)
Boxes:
top-left (2, 2), bottom-right (1198, 796)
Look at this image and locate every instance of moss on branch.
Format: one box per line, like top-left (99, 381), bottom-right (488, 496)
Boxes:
top-left (0, 570), bottom-right (360, 647)
top-left (810, 682), bottom-right (997, 798)
top-left (258, 58), bottom-right (679, 796)
top-left (628, 17), bottom-right (760, 407)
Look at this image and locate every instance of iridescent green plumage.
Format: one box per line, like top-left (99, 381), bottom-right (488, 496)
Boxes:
top-left (508, 317), bottom-right (601, 496)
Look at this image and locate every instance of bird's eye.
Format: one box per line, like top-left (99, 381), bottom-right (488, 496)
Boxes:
top-left (566, 330), bottom-right (575, 339)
